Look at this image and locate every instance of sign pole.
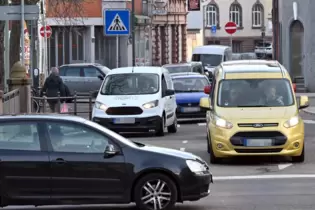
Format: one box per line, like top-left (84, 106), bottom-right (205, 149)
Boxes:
top-left (131, 0), bottom-right (135, 66)
top-left (230, 35), bottom-right (232, 52)
top-left (116, 35), bottom-right (119, 68)
top-left (21, 0), bottom-right (25, 65)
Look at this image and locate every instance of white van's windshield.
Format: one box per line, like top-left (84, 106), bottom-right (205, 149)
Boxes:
top-left (192, 54), bottom-right (222, 67)
top-left (101, 73), bottom-right (159, 95)
top-left (217, 79), bottom-right (294, 107)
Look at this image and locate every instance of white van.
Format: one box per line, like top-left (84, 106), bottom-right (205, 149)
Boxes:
top-left (191, 45), bottom-right (232, 73)
top-left (92, 66), bottom-right (177, 136)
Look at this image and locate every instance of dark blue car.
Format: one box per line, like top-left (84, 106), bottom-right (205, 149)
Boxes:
top-left (171, 73), bottom-right (210, 119)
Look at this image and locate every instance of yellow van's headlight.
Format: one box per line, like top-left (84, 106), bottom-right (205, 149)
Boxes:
top-left (284, 116), bottom-right (299, 128)
top-left (213, 114), bottom-right (233, 129)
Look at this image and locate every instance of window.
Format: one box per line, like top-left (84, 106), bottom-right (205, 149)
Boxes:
top-left (101, 73), bottom-right (160, 95)
top-left (205, 4), bottom-right (219, 27)
top-left (64, 67), bottom-right (81, 77)
top-left (232, 41), bottom-right (241, 53)
top-left (47, 122), bottom-right (110, 153)
top-left (173, 77), bottom-right (209, 93)
top-left (164, 65), bottom-right (191, 74)
top-left (0, 122), bottom-right (40, 151)
top-left (252, 3), bottom-right (264, 27)
top-left (217, 79), bottom-right (294, 107)
top-left (191, 54), bottom-right (223, 67)
top-left (229, 3), bottom-right (242, 27)
top-left (83, 67), bottom-right (102, 77)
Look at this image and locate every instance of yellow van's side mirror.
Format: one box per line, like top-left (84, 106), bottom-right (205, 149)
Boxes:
top-left (200, 97), bottom-right (212, 110)
top-left (299, 95), bottom-right (309, 109)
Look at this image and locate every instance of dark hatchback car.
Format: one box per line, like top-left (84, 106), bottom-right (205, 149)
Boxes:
top-left (0, 115), bottom-right (212, 209)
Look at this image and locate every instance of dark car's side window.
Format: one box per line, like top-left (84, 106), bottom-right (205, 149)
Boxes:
top-left (47, 122), bottom-right (110, 153)
top-left (83, 67), bottom-right (103, 77)
top-left (0, 122), bottom-right (41, 151)
top-left (64, 67), bottom-right (81, 77)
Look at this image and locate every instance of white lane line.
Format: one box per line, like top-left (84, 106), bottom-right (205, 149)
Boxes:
top-left (303, 120), bottom-right (315, 124)
top-left (179, 148), bottom-right (185, 151)
top-left (213, 174), bottom-right (315, 181)
top-left (177, 124), bottom-right (180, 128)
top-left (278, 163), bottom-right (293, 170)
top-left (198, 123), bottom-right (206, 126)
top-left (182, 140), bottom-right (188, 144)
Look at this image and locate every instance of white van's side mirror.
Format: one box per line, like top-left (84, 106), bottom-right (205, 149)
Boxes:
top-left (166, 89), bottom-right (175, 96)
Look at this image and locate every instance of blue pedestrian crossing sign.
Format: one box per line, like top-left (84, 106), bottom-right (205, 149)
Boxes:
top-left (104, 9), bottom-right (130, 36)
top-left (211, 25), bottom-right (217, 34)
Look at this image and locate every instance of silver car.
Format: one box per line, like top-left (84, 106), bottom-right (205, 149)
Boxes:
top-left (59, 63), bottom-right (110, 95)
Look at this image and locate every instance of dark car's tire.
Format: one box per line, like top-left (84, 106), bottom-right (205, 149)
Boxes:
top-left (134, 173), bottom-right (178, 210)
top-left (167, 115), bottom-right (177, 133)
top-left (156, 115), bottom-right (165, 136)
top-left (292, 145), bottom-right (305, 163)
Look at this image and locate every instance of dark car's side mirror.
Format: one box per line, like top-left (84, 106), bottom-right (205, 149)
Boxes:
top-left (166, 89), bottom-right (175, 96)
top-left (104, 144), bottom-right (118, 158)
top-left (98, 75), bottom-right (104, 80)
top-left (92, 90), bottom-right (99, 98)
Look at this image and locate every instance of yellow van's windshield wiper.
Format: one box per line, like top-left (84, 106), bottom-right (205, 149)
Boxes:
top-left (236, 105), bottom-right (268, 107)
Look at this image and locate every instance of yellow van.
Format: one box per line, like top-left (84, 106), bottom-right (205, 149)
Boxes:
top-left (199, 60), bottom-right (309, 164)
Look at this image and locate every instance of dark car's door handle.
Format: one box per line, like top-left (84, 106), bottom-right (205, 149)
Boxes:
top-left (54, 158), bottom-right (66, 164)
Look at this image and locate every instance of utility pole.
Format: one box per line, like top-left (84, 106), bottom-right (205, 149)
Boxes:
top-left (131, 0), bottom-right (135, 66)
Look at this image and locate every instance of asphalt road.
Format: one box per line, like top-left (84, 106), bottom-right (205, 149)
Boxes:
top-left (4, 112), bottom-right (315, 209)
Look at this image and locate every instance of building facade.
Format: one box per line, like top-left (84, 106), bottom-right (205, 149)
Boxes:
top-left (274, 0), bottom-right (315, 91)
top-left (187, 0), bottom-right (273, 57)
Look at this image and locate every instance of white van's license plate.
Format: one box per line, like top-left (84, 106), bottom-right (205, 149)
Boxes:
top-left (113, 118), bottom-right (135, 124)
top-left (245, 139), bottom-right (272, 147)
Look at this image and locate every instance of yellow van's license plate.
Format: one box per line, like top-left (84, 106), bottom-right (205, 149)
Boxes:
top-left (245, 139), bottom-right (272, 147)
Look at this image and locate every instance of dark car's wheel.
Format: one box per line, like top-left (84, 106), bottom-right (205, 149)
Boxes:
top-left (167, 115), bottom-right (177, 133)
top-left (292, 145), bottom-right (305, 163)
top-left (156, 115), bottom-right (165, 136)
top-left (134, 173), bottom-right (178, 210)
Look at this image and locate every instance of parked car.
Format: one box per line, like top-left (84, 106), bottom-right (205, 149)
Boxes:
top-left (0, 114), bottom-right (212, 209)
top-left (59, 63), bottom-right (110, 95)
top-left (254, 42), bottom-right (273, 59)
top-left (92, 66), bottom-right (177, 136)
top-left (232, 53), bottom-right (242, 60)
top-left (240, 52), bottom-right (257, 60)
top-left (171, 73), bottom-right (210, 120)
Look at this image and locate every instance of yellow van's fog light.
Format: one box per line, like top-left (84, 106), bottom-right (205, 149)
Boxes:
top-left (293, 142), bottom-right (300, 148)
top-left (217, 143), bottom-right (224, 149)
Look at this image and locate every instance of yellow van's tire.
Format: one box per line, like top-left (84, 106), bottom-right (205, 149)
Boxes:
top-left (208, 134), bottom-right (221, 164)
top-left (292, 145), bottom-right (305, 163)
top-left (206, 132), bottom-right (211, 154)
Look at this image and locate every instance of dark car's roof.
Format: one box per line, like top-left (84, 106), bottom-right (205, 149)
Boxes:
top-left (0, 114), bottom-right (86, 123)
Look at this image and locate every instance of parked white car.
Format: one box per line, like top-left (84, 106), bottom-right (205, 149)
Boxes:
top-left (254, 42), bottom-right (273, 58)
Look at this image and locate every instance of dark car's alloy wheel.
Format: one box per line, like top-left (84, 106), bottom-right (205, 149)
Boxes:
top-left (134, 174), bottom-right (177, 210)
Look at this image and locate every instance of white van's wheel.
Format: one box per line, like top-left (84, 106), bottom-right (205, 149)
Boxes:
top-left (156, 115), bottom-right (165, 136)
top-left (167, 114), bottom-right (177, 133)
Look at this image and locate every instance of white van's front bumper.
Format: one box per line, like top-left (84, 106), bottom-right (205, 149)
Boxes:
top-left (92, 106), bottom-right (163, 132)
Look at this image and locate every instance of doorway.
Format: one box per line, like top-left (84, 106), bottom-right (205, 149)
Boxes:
top-left (289, 20), bottom-right (304, 80)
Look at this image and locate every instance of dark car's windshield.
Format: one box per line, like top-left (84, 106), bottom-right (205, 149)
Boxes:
top-left (101, 73), bottom-right (159, 95)
top-left (192, 54), bottom-right (222, 67)
top-left (217, 79), bottom-right (294, 107)
top-left (173, 77), bottom-right (209, 93)
top-left (164, 66), bottom-right (191, 74)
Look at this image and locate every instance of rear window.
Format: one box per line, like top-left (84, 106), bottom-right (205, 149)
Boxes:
top-left (256, 42), bottom-right (272, 48)
top-left (59, 67), bottom-right (81, 77)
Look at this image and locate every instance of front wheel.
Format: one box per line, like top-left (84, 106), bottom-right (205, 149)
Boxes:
top-left (134, 173), bottom-right (178, 210)
top-left (155, 116), bottom-right (165, 136)
top-left (167, 115), bottom-right (177, 133)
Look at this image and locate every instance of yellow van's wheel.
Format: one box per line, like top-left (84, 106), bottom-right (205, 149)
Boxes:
top-left (292, 145), bottom-right (305, 163)
top-left (208, 133), bottom-right (221, 164)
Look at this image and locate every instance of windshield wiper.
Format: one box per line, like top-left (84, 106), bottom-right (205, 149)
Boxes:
top-left (132, 141), bottom-right (145, 147)
top-left (237, 105), bottom-right (268, 107)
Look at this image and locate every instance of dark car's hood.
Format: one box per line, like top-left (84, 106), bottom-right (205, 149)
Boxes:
top-left (175, 92), bottom-right (208, 104)
top-left (139, 144), bottom-right (200, 160)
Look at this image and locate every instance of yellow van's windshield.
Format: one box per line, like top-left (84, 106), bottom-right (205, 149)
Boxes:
top-left (217, 79), bottom-right (294, 107)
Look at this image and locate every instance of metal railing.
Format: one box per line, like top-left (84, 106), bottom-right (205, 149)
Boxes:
top-left (31, 91), bottom-right (95, 120)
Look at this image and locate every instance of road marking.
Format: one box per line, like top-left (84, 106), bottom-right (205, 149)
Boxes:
top-left (177, 124), bottom-right (180, 128)
top-left (214, 174), bottom-right (315, 181)
top-left (303, 120), bottom-right (315, 124)
top-left (180, 148), bottom-right (185, 151)
top-left (278, 163), bottom-right (293, 170)
top-left (198, 123), bottom-right (206, 126)
top-left (182, 140), bottom-right (188, 144)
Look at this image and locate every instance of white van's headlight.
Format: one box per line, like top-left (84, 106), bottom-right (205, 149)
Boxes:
top-left (95, 101), bottom-right (108, 111)
top-left (284, 116), bottom-right (299, 128)
top-left (142, 100), bottom-right (159, 109)
top-left (213, 114), bottom-right (233, 129)
top-left (186, 160), bottom-right (207, 173)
